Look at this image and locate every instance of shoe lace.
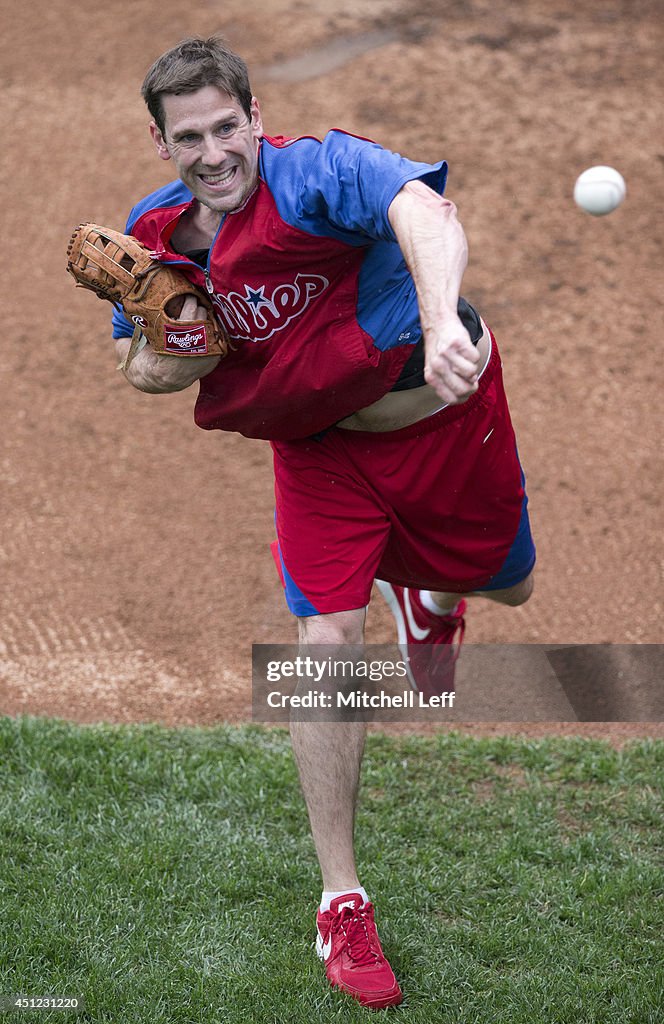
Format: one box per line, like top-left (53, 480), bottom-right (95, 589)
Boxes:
top-left (332, 903), bottom-right (381, 967)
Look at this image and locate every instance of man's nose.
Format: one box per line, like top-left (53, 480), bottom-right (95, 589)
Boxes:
top-left (199, 133), bottom-right (228, 166)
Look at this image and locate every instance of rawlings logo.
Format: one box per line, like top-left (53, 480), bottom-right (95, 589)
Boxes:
top-left (131, 314), bottom-right (147, 329)
top-left (164, 325), bottom-right (208, 354)
top-left (211, 274), bottom-right (329, 342)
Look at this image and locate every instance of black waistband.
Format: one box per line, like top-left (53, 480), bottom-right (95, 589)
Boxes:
top-left (390, 297), bottom-right (482, 392)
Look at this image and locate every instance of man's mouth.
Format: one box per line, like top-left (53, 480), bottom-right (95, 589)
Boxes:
top-left (199, 167), bottom-right (237, 187)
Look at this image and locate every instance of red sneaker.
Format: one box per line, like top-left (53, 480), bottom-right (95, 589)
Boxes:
top-left (376, 581), bottom-right (466, 696)
top-left (316, 893), bottom-right (403, 1009)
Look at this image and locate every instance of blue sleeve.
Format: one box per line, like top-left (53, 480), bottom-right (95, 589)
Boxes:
top-left (112, 305), bottom-right (134, 339)
top-left (299, 130), bottom-right (448, 242)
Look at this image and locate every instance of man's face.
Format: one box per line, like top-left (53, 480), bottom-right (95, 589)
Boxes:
top-left (150, 86), bottom-right (263, 214)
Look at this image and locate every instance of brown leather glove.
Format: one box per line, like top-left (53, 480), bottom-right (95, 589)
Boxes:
top-left (66, 223), bottom-right (229, 368)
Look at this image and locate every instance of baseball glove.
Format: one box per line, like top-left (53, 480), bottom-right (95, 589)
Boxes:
top-left (66, 223), bottom-right (230, 370)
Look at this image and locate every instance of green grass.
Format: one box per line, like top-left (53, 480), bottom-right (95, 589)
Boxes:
top-left (0, 717), bottom-right (662, 1023)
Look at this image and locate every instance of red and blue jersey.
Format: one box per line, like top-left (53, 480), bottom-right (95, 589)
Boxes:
top-left (112, 130), bottom-right (448, 440)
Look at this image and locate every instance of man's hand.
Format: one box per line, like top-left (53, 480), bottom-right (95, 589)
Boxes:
top-left (424, 316), bottom-right (481, 404)
top-left (116, 295), bottom-right (222, 394)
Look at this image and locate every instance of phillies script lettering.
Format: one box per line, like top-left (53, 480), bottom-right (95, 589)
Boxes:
top-left (211, 274), bottom-right (329, 342)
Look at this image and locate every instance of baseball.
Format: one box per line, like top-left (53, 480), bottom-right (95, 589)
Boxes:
top-left (573, 165), bottom-right (626, 216)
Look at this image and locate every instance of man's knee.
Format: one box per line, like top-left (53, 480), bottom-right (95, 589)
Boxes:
top-left (492, 572), bottom-right (535, 607)
top-left (472, 571), bottom-right (534, 607)
top-left (298, 607), bottom-right (366, 645)
top-left (296, 608), bottom-right (367, 716)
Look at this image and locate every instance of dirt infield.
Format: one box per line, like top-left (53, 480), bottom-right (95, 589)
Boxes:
top-left (2, 0), bottom-right (662, 744)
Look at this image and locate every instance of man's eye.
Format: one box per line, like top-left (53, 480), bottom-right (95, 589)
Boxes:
top-left (218, 123), bottom-right (236, 135)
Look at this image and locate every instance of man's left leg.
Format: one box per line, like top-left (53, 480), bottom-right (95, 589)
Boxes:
top-left (292, 607), bottom-right (403, 1010)
top-left (291, 609), bottom-right (367, 895)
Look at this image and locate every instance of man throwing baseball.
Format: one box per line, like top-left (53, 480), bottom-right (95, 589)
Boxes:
top-left (110, 36), bottom-right (535, 1010)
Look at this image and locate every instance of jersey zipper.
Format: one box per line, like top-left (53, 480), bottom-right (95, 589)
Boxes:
top-left (152, 212), bottom-right (226, 295)
top-left (203, 214), bottom-right (226, 295)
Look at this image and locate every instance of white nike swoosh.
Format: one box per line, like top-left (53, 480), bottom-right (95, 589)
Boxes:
top-left (316, 930), bottom-right (333, 961)
top-left (404, 590), bottom-right (430, 641)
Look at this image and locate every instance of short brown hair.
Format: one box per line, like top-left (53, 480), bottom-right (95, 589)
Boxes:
top-left (142, 36), bottom-right (253, 135)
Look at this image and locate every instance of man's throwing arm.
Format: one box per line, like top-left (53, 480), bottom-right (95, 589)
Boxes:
top-left (387, 180), bottom-right (480, 405)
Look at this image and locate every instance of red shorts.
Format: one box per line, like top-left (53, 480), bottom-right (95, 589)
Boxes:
top-left (271, 333), bottom-right (535, 615)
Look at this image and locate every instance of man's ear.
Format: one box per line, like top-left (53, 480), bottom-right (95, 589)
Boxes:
top-left (149, 122), bottom-right (171, 161)
top-left (250, 97), bottom-right (263, 137)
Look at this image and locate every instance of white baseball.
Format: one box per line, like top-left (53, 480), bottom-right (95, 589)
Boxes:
top-left (574, 166), bottom-right (626, 216)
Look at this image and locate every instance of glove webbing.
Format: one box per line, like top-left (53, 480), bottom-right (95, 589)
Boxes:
top-left (79, 234), bottom-right (138, 291)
